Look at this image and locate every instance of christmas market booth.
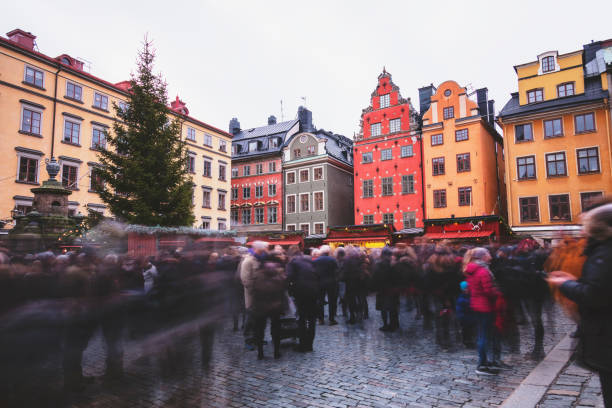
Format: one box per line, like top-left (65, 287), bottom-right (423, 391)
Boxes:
top-left (422, 215), bottom-right (509, 244)
top-left (324, 224), bottom-right (395, 249)
top-left (245, 230), bottom-right (305, 250)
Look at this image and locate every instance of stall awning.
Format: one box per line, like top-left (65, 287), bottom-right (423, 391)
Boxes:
top-left (423, 231), bottom-right (494, 240)
top-left (324, 236), bottom-right (388, 243)
top-left (246, 239), bottom-right (301, 246)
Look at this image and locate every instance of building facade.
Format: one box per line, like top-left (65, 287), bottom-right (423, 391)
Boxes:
top-left (420, 80), bottom-right (506, 240)
top-left (230, 115), bottom-right (299, 233)
top-left (282, 123), bottom-right (354, 236)
top-left (498, 40), bottom-right (612, 242)
top-left (353, 69), bottom-right (423, 231)
top-left (0, 29), bottom-right (232, 228)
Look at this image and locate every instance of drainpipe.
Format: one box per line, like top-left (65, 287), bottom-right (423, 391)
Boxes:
top-left (50, 64), bottom-right (61, 158)
top-left (498, 117), bottom-right (514, 230)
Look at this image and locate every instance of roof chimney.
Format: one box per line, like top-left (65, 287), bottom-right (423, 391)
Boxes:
top-left (229, 118), bottom-right (241, 135)
top-left (476, 88), bottom-right (490, 121)
top-left (6, 29), bottom-right (36, 51)
top-left (268, 115), bottom-right (277, 125)
top-left (298, 106), bottom-right (314, 132)
top-left (170, 95), bottom-right (189, 115)
top-left (418, 84), bottom-right (435, 116)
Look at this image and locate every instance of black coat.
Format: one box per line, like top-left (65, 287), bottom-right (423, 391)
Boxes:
top-left (286, 256), bottom-right (320, 301)
top-left (314, 255), bottom-right (339, 289)
top-left (560, 239), bottom-right (612, 372)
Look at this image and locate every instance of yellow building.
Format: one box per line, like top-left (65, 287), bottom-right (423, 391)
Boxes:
top-left (421, 81), bottom-right (505, 229)
top-left (498, 40), bottom-right (612, 242)
top-left (0, 29), bottom-right (232, 230)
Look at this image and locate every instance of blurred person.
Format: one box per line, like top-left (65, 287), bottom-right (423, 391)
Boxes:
top-left (314, 245), bottom-right (339, 325)
top-left (456, 281), bottom-right (476, 348)
top-left (372, 247), bottom-right (400, 332)
top-left (241, 242), bottom-right (269, 350)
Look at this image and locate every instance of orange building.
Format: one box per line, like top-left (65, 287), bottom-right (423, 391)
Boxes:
top-left (498, 40), bottom-right (612, 243)
top-left (419, 81), bottom-right (506, 241)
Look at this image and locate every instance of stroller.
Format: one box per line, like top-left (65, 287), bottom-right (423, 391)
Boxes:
top-left (279, 294), bottom-right (299, 342)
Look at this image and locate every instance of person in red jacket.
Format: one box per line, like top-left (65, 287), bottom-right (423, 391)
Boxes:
top-left (463, 247), bottom-right (502, 375)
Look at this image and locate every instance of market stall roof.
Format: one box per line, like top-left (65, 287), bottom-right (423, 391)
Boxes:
top-left (423, 231), bottom-right (494, 240)
top-left (245, 239), bottom-right (302, 246)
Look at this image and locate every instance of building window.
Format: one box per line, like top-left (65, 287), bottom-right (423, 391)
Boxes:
top-left (362, 152), bottom-right (373, 163)
top-left (231, 187), bottom-right (238, 200)
top-left (541, 55), bottom-right (555, 73)
top-left (300, 193), bottom-right (309, 212)
top-left (457, 153), bottom-right (471, 172)
top-left (219, 140), bottom-right (227, 152)
top-left (402, 212), bottom-right (416, 229)
top-left (218, 219), bottom-right (227, 231)
top-left (431, 134), bottom-right (443, 146)
top-left (90, 168), bottom-right (104, 192)
top-left (313, 167), bottom-right (323, 180)
top-left (549, 194), bottom-right (571, 221)
top-left (21, 107), bottom-right (42, 135)
top-left (187, 154), bottom-right (196, 173)
top-left (433, 189), bottom-right (447, 208)
top-left (256, 163), bottom-right (263, 174)
top-left (527, 89), bottom-right (544, 103)
top-left (268, 161), bottom-right (276, 172)
top-left (16, 204), bottom-right (33, 216)
top-left (557, 82), bottom-right (575, 98)
top-left (218, 192), bottom-right (226, 210)
top-left (268, 184), bottom-right (276, 197)
top-left (286, 224), bottom-right (296, 232)
top-left (575, 113), bottom-right (595, 133)
top-left (382, 213), bottom-right (394, 225)
top-left (363, 180), bottom-right (373, 198)
top-left (231, 209), bottom-right (239, 225)
top-left (577, 147), bottom-right (600, 174)
top-left (544, 118), bottom-right (563, 138)
top-left (519, 196), bottom-right (539, 222)
top-left (187, 127), bottom-right (196, 141)
top-left (202, 189), bottom-right (211, 208)
top-left (581, 192), bottom-right (603, 212)
top-left (381, 149), bottom-right (392, 161)
top-left (270, 137), bottom-right (279, 148)
top-left (381, 177), bottom-right (393, 196)
top-left (203, 159), bottom-right (212, 177)
top-left (314, 222), bottom-right (324, 235)
top-left (268, 206), bottom-right (278, 224)
top-left (242, 209), bottom-right (251, 224)
top-left (93, 92), bottom-right (109, 110)
top-left (62, 164), bottom-right (78, 190)
top-left (443, 106), bottom-right (454, 120)
top-left (363, 215), bottom-right (374, 225)
top-left (204, 133), bottom-right (213, 147)
top-left (371, 123), bottom-right (381, 137)
top-left (300, 223), bottom-right (310, 236)
top-left (307, 145), bottom-right (316, 155)
top-left (458, 187), bottom-right (472, 206)
top-left (545, 152), bottom-right (567, 177)
top-left (18, 157), bottom-right (38, 183)
top-left (243, 165), bottom-right (250, 176)
top-left (293, 148), bottom-right (301, 158)
top-left (219, 164), bottom-right (226, 181)
top-left (314, 191), bottom-right (324, 211)
top-left (66, 82), bottom-right (82, 101)
top-left (287, 171), bottom-right (295, 184)
top-left (287, 195), bottom-right (296, 213)
top-left (24, 66), bottom-right (44, 88)
top-left (432, 157), bottom-right (445, 176)
top-left (455, 129), bottom-right (469, 142)
top-left (380, 93), bottom-right (390, 109)
top-left (202, 218), bottom-right (211, 229)
top-left (515, 123), bottom-right (533, 142)
top-left (242, 187), bottom-right (251, 199)
top-left (231, 167), bottom-right (238, 178)
top-left (517, 155), bottom-right (536, 180)
top-left (400, 145), bottom-right (413, 158)
top-left (254, 207), bottom-right (264, 224)
top-left (389, 118), bottom-right (401, 133)
top-left (255, 185), bottom-right (263, 198)
top-left (63, 119), bottom-right (80, 144)
top-left (401, 175), bottom-right (414, 194)
top-left (299, 169), bottom-right (309, 182)
top-left (92, 127), bottom-right (106, 150)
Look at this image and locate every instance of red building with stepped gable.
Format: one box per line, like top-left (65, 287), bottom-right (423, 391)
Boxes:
top-left (353, 69), bottom-right (424, 232)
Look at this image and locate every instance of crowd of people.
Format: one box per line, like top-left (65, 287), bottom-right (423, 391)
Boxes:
top-left (1, 202), bottom-right (611, 407)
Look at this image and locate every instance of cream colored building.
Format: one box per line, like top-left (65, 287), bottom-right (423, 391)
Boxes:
top-left (0, 29), bottom-right (232, 229)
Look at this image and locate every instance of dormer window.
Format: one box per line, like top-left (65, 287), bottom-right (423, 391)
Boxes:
top-left (541, 56), bottom-right (555, 73)
top-left (248, 141), bottom-right (258, 152)
top-left (537, 52), bottom-right (560, 75)
top-left (61, 57), bottom-right (71, 65)
top-left (270, 137), bottom-right (279, 148)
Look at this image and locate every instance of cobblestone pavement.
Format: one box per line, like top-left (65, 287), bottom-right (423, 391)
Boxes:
top-left (537, 359), bottom-right (604, 408)
top-left (54, 297), bottom-right (574, 408)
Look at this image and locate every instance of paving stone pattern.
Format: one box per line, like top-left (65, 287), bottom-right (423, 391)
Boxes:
top-left (537, 360), bottom-right (604, 408)
top-left (71, 298), bottom-right (573, 408)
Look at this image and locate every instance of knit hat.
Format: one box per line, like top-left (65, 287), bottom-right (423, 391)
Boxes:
top-left (460, 281), bottom-right (468, 291)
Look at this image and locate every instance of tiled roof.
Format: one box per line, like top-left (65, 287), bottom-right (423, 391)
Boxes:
top-left (233, 120), bottom-right (299, 141)
top-left (231, 119), bottom-right (299, 160)
top-left (317, 130), bottom-right (353, 165)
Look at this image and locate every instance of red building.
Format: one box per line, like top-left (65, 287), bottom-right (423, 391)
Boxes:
top-left (353, 69), bottom-right (424, 232)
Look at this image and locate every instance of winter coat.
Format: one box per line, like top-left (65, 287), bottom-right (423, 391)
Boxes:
top-left (372, 257), bottom-right (400, 310)
top-left (314, 255), bottom-right (339, 289)
top-left (249, 259), bottom-right (286, 316)
top-left (455, 293), bottom-right (473, 324)
top-left (240, 254), bottom-right (261, 310)
top-left (560, 239), bottom-right (612, 372)
top-left (464, 262), bottom-right (500, 313)
top-left (286, 256), bottom-right (320, 301)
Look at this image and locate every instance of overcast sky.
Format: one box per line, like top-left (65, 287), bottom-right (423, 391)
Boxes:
top-left (2, 0), bottom-right (611, 137)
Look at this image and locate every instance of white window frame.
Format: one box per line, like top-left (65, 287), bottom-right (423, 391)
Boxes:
top-left (299, 192), bottom-right (310, 212)
top-left (286, 194), bottom-right (297, 214)
top-left (93, 91), bottom-right (109, 110)
top-left (186, 126), bottom-right (196, 141)
top-left (389, 118), bottom-right (401, 133)
top-left (203, 157), bottom-right (212, 177)
top-left (313, 222), bottom-right (325, 235)
top-left (231, 167), bottom-right (238, 178)
top-left (299, 168), bottom-right (309, 183)
top-left (63, 116), bottom-right (82, 145)
top-left (380, 93), bottom-right (390, 109)
top-left (400, 145), bottom-right (413, 158)
top-left (362, 152), bottom-right (373, 163)
top-left (268, 161), bottom-right (276, 173)
top-left (202, 188), bottom-right (212, 208)
top-left (371, 122), bottom-right (381, 137)
top-left (24, 65), bottom-right (44, 88)
top-left (254, 207), bottom-right (265, 224)
top-left (204, 133), bottom-right (213, 147)
top-left (286, 170), bottom-right (296, 184)
top-left (268, 183), bottom-right (277, 197)
top-left (402, 211), bottom-right (416, 229)
top-left (20, 103), bottom-right (43, 135)
top-left (187, 152), bottom-right (197, 173)
top-left (313, 166), bottom-right (324, 181)
top-left (299, 223), bottom-right (310, 236)
top-left (363, 214), bottom-right (374, 225)
top-left (91, 125), bottom-right (107, 150)
top-left (16, 151), bottom-right (42, 183)
top-left (544, 150), bottom-right (567, 178)
top-left (219, 139), bottom-right (227, 152)
top-left (313, 190), bottom-right (324, 212)
top-left (537, 51), bottom-right (560, 75)
top-left (575, 145), bottom-right (601, 175)
top-left (286, 224), bottom-right (297, 232)
top-left (255, 184), bottom-right (264, 198)
top-left (267, 206), bottom-right (278, 224)
top-left (65, 80), bottom-right (83, 101)
top-left (217, 218), bottom-right (227, 231)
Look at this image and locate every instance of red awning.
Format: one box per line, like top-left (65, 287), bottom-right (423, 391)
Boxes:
top-left (324, 237), bottom-right (388, 243)
top-left (423, 231), bottom-right (494, 240)
top-left (246, 239), bottom-right (301, 247)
